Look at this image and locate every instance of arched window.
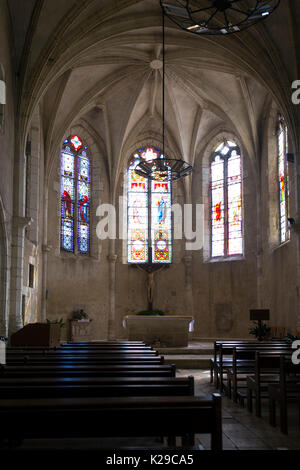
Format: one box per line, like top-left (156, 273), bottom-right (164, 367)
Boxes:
top-left (210, 140), bottom-right (243, 258)
top-left (61, 135), bottom-right (90, 254)
top-left (127, 147), bottom-right (172, 264)
top-left (278, 116), bottom-right (289, 244)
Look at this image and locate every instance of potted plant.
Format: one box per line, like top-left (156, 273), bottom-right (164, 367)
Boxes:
top-left (72, 309), bottom-right (90, 322)
top-left (249, 321), bottom-right (271, 340)
top-left (46, 318), bottom-right (65, 328)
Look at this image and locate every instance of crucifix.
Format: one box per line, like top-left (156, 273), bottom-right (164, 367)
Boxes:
top-left (133, 261), bottom-right (168, 311)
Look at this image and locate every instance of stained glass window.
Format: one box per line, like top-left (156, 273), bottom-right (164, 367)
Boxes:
top-left (61, 136), bottom-right (90, 254)
top-left (278, 117), bottom-right (289, 244)
top-left (211, 140), bottom-right (243, 258)
top-left (127, 147), bottom-right (172, 264)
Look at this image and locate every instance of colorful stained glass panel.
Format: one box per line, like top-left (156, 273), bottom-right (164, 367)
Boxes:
top-left (211, 156), bottom-right (225, 257)
top-left (227, 153), bottom-right (242, 256)
top-left (151, 176), bottom-right (172, 263)
top-left (278, 121), bottom-right (289, 244)
top-left (61, 149), bottom-right (75, 252)
top-left (78, 152), bottom-right (90, 254)
top-left (127, 163), bottom-right (148, 263)
top-left (127, 147), bottom-right (172, 264)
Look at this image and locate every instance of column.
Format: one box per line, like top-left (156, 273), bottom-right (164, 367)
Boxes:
top-left (107, 253), bottom-right (117, 340)
top-left (8, 216), bottom-right (32, 335)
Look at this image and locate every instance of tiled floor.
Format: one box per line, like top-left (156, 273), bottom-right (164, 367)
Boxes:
top-left (177, 369), bottom-right (300, 450)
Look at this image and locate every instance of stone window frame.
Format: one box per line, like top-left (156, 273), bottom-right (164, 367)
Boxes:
top-left (120, 138), bottom-right (185, 265)
top-left (56, 127), bottom-right (103, 261)
top-left (202, 131), bottom-right (245, 263)
top-left (277, 114), bottom-right (290, 246)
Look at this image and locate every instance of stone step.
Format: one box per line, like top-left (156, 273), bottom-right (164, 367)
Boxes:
top-left (163, 355), bottom-right (211, 369)
top-left (158, 347), bottom-right (213, 355)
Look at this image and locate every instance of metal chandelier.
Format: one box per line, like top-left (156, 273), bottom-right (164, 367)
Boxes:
top-left (160, 0), bottom-right (280, 35)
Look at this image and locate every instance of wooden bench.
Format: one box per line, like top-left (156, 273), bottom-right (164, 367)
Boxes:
top-left (210, 340), bottom-right (287, 387)
top-left (6, 349), bottom-right (158, 356)
top-left (226, 347), bottom-right (291, 402)
top-left (268, 356), bottom-right (300, 434)
top-left (0, 363), bottom-right (176, 378)
top-left (5, 355), bottom-right (165, 366)
top-left (0, 394), bottom-right (222, 450)
top-left (213, 342), bottom-right (290, 392)
top-left (0, 376), bottom-right (195, 399)
top-left (246, 352), bottom-right (293, 417)
top-left (64, 341), bottom-right (147, 345)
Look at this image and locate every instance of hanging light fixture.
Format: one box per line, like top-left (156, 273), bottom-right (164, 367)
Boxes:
top-left (134, 9), bottom-right (193, 182)
top-left (160, 0), bottom-right (280, 35)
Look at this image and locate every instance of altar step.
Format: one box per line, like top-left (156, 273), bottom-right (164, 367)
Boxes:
top-left (157, 341), bottom-right (214, 369)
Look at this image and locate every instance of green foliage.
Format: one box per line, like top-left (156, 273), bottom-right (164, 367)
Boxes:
top-left (46, 318), bottom-right (65, 328)
top-left (136, 309), bottom-right (165, 316)
top-left (249, 321), bottom-right (271, 339)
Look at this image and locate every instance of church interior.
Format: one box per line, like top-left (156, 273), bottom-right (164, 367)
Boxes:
top-left (1, 0), bottom-right (300, 455)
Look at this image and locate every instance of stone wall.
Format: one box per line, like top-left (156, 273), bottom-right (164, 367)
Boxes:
top-left (0, 2), bottom-right (15, 336)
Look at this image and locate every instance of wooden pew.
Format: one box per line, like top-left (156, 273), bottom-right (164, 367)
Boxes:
top-left (210, 340), bottom-right (287, 387)
top-left (5, 355), bottom-right (165, 366)
top-left (61, 343), bottom-right (152, 349)
top-left (213, 342), bottom-right (290, 392)
top-left (268, 356), bottom-right (300, 434)
top-left (246, 352), bottom-right (293, 417)
top-left (0, 376), bottom-right (195, 399)
top-left (0, 363), bottom-right (176, 378)
top-left (6, 349), bottom-right (158, 356)
top-left (226, 346), bottom-right (291, 402)
top-left (64, 341), bottom-right (146, 345)
top-left (0, 394), bottom-right (222, 450)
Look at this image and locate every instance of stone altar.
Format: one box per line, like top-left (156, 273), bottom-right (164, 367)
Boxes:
top-left (122, 315), bottom-right (194, 347)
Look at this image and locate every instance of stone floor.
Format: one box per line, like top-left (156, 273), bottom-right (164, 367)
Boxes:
top-left (177, 369), bottom-right (300, 450)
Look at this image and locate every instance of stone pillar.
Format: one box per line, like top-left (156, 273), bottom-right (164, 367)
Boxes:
top-left (8, 216), bottom-right (32, 335)
top-left (41, 244), bottom-right (51, 322)
top-left (0, 214), bottom-right (10, 337)
top-left (107, 253), bottom-right (117, 340)
top-left (256, 181), bottom-right (263, 308)
top-left (183, 253), bottom-right (194, 316)
top-left (25, 131), bottom-right (40, 244)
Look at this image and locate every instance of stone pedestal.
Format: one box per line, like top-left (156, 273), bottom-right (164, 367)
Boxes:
top-left (123, 316), bottom-right (194, 347)
top-left (69, 320), bottom-right (92, 342)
